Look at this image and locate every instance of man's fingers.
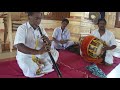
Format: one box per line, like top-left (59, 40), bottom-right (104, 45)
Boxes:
top-left (42, 35), bottom-right (48, 40)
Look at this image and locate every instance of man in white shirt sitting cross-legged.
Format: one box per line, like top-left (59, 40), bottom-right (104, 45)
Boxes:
top-left (51, 18), bottom-right (74, 50)
top-left (14, 12), bottom-right (59, 78)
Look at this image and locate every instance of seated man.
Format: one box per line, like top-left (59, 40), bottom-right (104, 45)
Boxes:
top-left (91, 18), bottom-right (117, 65)
top-left (51, 18), bottom-right (74, 50)
top-left (14, 12), bottom-right (59, 78)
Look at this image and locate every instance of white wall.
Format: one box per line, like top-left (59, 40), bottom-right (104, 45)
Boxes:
top-left (0, 18), bottom-right (4, 29)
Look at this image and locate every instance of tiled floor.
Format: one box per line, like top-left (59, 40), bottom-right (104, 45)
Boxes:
top-left (0, 50), bottom-right (16, 60)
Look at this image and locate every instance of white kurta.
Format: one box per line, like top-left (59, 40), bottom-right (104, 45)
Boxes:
top-left (91, 29), bottom-right (117, 64)
top-left (51, 27), bottom-right (74, 49)
top-left (14, 22), bottom-right (59, 78)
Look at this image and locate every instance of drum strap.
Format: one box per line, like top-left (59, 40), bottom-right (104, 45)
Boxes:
top-left (32, 37), bottom-right (39, 62)
top-left (101, 50), bottom-right (106, 63)
top-left (31, 35), bottom-right (42, 75)
top-left (26, 22), bottom-right (41, 75)
top-left (26, 22), bottom-right (39, 62)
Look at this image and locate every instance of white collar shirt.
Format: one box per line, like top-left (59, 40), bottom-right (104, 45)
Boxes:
top-left (91, 29), bottom-right (116, 47)
top-left (14, 22), bottom-right (48, 60)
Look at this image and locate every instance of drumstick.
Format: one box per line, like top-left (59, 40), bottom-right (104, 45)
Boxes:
top-left (38, 26), bottom-right (62, 78)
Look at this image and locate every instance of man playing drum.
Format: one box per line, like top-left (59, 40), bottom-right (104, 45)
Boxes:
top-left (91, 18), bottom-right (117, 65)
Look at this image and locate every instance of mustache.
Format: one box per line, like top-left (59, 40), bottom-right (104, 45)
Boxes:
top-left (100, 26), bottom-right (105, 28)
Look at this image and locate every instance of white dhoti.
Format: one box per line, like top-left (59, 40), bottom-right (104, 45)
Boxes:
top-left (16, 49), bottom-right (59, 78)
top-left (51, 41), bottom-right (74, 49)
top-left (105, 50), bottom-right (114, 65)
top-left (80, 48), bottom-right (114, 65)
top-left (90, 29), bottom-right (117, 65)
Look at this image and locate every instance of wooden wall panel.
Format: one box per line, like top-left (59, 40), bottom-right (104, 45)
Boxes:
top-left (115, 12), bottom-right (120, 28)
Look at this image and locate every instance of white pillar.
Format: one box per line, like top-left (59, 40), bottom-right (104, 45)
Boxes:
top-left (105, 12), bottom-right (116, 28)
top-left (7, 12), bottom-right (13, 52)
top-left (0, 39), bottom-right (2, 53)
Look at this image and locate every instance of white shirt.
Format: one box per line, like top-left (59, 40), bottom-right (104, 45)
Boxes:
top-left (14, 22), bottom-right (48, 61)
top-left (52, 27), bottom-right (70, 41)
top-left (91, 29), bottom-right (117, 47)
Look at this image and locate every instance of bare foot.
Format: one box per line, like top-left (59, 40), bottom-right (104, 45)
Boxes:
top-left (105, 63), bottom-right (113, 66)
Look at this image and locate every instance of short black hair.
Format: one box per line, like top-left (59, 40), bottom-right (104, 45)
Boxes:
top-left (97, 18), bottom-right (107, 24)
top-left (26, 12), bottom-right (34, 16)
top-left (62, 18), bottom-right (69, 24)
top-left (26, 12), bottom-right (43, 16)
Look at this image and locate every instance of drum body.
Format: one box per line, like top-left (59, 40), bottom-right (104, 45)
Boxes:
top-left (80, 35), bottom-right (105, 64)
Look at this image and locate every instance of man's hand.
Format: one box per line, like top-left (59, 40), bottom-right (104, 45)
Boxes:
top-left (101, 46), bottom-right (109, 54)
top-left (41, 35), bottom-right (51, 46)
top-left (102, 46), bottom-right (110, 51)
top-left (102, 45), bottom-right (117, 51)
top-left (74, 42), bottom-right (79, 45)
top-left (59, 40), bottom-right (68, 44)
top-left (39, 42), bottom-right (51, 54)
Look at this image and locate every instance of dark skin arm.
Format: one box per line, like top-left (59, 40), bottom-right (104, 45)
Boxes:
top-left (102, 45), bottom-right (116, 51)
top-left (53, 37), bottom-right (69, 44)
top-left (15, 35), bottom-right (51, 55)
top-left (15, 43), bottom-right (49, 55)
